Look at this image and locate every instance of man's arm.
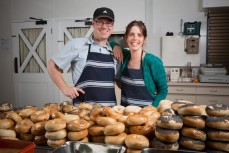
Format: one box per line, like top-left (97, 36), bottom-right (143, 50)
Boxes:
top-left (47, 59), bottom-right (85, 99)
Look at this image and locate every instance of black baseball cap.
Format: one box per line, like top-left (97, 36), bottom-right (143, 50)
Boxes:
top-left (93, 7), bottom-right (115, 21)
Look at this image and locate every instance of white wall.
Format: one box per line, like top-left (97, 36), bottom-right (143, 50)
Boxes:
top-left (0, 0), bottom-right (226, 104)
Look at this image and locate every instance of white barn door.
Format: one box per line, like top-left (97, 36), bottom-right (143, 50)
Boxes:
top-left (11, 21), bottom-right (53, 108)
top-left (52, 19), bottom-right (92, 102)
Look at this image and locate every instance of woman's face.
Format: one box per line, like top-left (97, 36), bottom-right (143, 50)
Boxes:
top-left (126, 25), bottom-right (145, 52)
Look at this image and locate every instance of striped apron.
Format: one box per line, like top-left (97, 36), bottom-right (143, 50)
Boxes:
top-left (73, 45), bottom-right (116, 106)
top-left (121, 66), bottom-right (154, 107)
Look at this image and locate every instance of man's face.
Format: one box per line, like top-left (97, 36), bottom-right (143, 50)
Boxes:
top-left (92, 17), bottom-right (114, 41)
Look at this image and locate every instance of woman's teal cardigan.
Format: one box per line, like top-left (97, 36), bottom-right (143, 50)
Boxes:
top-left (111, 42), bottom-right (168, 107)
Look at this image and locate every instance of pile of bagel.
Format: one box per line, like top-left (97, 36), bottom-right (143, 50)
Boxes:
top-left (0, 102), bottom-right (160, 152)
top-left (0, 100), bottom-right (229, 152)
top-left (158, 99), bottom-right (229, 152)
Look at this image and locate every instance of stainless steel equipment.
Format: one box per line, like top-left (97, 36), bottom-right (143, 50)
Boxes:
top-left (199, 64), bottom-right (229, 83)
top-left (52, 141), bottom-right (126, 153)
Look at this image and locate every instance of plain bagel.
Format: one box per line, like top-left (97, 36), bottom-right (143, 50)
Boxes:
top-left (181, 127), bottom-right (206, 141)
top-left (207, 129), bottom-right (229, 141)
top-left (125, 134), bottom-right (149, 150)
top-left (183, 116), bottom-right (205, 129)
top-left (179, 136), bottom-right (205, 151)
top-left (155, 126), bottom-right (179, 143)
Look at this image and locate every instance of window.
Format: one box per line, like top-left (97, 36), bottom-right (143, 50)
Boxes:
top-left (207, 7), bottom-right (229, 73)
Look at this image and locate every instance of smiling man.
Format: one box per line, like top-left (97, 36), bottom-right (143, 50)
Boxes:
top-left (48, 7), bottom-right (121, 106)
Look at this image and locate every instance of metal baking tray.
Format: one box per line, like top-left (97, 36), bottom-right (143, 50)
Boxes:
top-left (141, 148), bottom-right (207, 153)
top-left (52, 141), bottom-right (126, 153)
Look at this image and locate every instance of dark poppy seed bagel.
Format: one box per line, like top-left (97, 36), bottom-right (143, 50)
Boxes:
top-left (206, 116), bottom-right (229, 130)
top-left (171, 100), bottom-right (192, 111)
top-left (156, 115), bottom-right (183, 130)
top-left (206, 103), bottom-right (229, 117)
top-left (183, 115), bottom-right (205, 129)
top-left (179, 136), bottom-right (205, 151)
top-left (207, 129), bottom-right (229, 141)
top-left (206, 140), bottom-right (229, 152)
top-left (151, 137), bottom-right (179, 150)
top-left (161, 108), bottom-right (176, 115)
top-left (177, 104), bottom-right (203, 116)
top-left (155, 125), bottom-right (179, 143)
top-left (181, 127), bottom-right (206, 141)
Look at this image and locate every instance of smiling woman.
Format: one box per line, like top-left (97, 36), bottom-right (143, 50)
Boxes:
top-left (113, 20), bottom-right (168, 107)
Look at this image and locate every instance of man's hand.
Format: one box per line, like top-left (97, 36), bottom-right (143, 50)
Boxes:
top-left (113, 45), bottom-right (123, 63)
top-left (63, 87), bottom-right (85, 99)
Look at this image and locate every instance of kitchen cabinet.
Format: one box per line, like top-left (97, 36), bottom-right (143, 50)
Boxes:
top-left (167, 82), bottom-right (229, 105)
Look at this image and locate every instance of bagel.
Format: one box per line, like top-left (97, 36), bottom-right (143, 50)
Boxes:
top-left (181, 127), bottom-right (206, 141)
top-left (179, 136), bottom-right (205, 151)
top-left (126, 148), bottom-right (142, 153)
top-left (45, 118), bottom-right (66, 132)
top-left (15, 118), bottom-right (34, 134)
top-left (43, 103), bottom-right (60, 112)
top-left (59, 101), bottom-right (72, 109)
top-left (90, 107), bottom-right (105, 122)
top-left (0, 102), bottom-right (13, 112)
top-left (0, 119), bottom-right (15, 129)
top-left (31, 110), bottom-right (50, 123)
top-left (130, 124), bottom-right (153, 136)
top-left (79, 137), bottom-right (89, 143)
top-left (62, 104), bottom-right (77, 113)
top-left (161, 108), bottom-right (176, 116)
top-left (60, 114), bottom-right (80, 123)
top-left (206, 140), bottom-right (229, 152)
top-left (125, 134), bottom-right (149, 150)
top-left (91, 135), bottom-right (105, 143)
top-left (6, 111), bottom-right (22, 123)
top-left (151, 137), bottom-right (179, 150)
top-left (67, 119), bottom-right (90, 132)
top-left (88, 125), bottom-right (105, 136)
top-left (156, 114), bottom-right (183, 130)
top-left (103, 106), bottom-right (122, 120)
top-left (112, 105), bottom-right (125, 114)
top-left (50, 111), bottom-right (64, 119)
top-left (177, 104), bottom-right (202, 116)
top-left (34, 135), bottom-right (47, 145)
top-left (206, 116), bottom-right (229, 130)
top-left (139, 106), bottom-right (157, 116)
top-left (0, 136), bottom-right (19, 140)
top-left (183, 116), bottom-right (205, 129)
top-left (126, 114), bottom-right (148, 126)
top-left (104, 122), bottom-right (125, 136)
top-left (31, 121), bottom-right (47, 136)
top-left (0, 129), bottom-right (16, 137)
top-left (155, 126), bottom-right (179, 143)
top-left (105, 132), bottom-right (127, 145)
top-left (158, 99), bottom-right (173, 113)
top-left (171, 100), bottom-right (192, 111)
top-left (45, 128), bottom-right (67, 140)
top-left (96, 116), bottom-right (117, 127)
top-left (206, 103), bottom-right (229, 117)
top-left (78, 102), bottom-right (93, 110)
top-left (207, 129), bottom-right (229, 141)
top-left (19, 106), bottom-right (38, 119)
top-left (19, 133), bottom-right (34, 141)
top-left (67, 129), bottom-right (88, 141)
top-left (47, 138), bottom-right (66, 148)
top-left (124, 106), bottom-right (142, 115)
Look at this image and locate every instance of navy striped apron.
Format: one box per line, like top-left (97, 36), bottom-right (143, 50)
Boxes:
top-left (73, 44), bottom-right (116, 106)
top-left (121, 60), bottom-right (154, 107)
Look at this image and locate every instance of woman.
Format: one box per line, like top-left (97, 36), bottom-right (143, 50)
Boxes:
top-left (119, 20), bottom-right (168, 107)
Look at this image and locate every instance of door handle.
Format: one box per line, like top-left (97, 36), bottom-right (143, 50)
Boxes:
top-left (14, 57), bottom-right (18, 73)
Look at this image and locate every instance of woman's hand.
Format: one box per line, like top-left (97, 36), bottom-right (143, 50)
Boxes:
top-left (63, 86), bottom-right (85, 99)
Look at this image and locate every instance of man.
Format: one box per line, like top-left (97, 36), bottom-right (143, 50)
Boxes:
top-left (48, 7), bottom-right (121, 106)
